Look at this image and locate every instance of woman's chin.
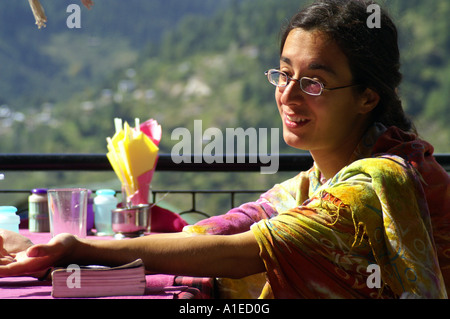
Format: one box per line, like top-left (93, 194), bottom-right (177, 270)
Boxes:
top-left (283, 135), bottom-right (310, 151)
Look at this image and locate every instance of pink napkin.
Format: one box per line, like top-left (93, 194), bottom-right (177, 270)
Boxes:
top-left (127, 118), bottom-right (161, 206)
top-left (150, 205), bottom-right (188, 233)
top-left (144, 274), bottom-right (190, 298)
top-left (140, 119), bottom-right (162, 146)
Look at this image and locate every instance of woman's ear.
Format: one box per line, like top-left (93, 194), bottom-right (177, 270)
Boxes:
top-left (358, 88), bottom-right (380, 114)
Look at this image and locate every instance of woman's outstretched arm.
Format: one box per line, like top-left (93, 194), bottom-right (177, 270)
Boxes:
top-left (0, 231), bottom-right (265, 279)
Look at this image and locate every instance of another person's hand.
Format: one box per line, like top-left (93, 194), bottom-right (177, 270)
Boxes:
top-left (0, 236), bottom-right (15, 264)
top-left (0, 229), bottom-right (34, 254)
top-left (0, 229), bottom-right (34, 266)
top-left (0, 232), bottom-right (78, 279)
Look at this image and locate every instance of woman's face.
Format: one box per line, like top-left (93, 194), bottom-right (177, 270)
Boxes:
top-left (276, 28), bottom-right (374, 154)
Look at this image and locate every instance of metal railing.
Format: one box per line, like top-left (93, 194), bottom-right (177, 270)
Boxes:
top-left (1, 153), bottom-right (448, 171)
top-left (0, 153), bottom-right (315, 218)
top-left (1, 153), bottom-right (449, 218)
top-left (0, 153), bottom-right (315, 172)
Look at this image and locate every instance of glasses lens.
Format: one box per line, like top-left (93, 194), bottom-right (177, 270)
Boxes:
top-left (269, 70), bottom-right (287, 87)
top-left (300, 78), bottom-right (322, 95)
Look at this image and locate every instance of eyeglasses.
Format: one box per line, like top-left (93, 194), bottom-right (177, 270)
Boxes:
top-left (264, 69), bottom-right (358, 96)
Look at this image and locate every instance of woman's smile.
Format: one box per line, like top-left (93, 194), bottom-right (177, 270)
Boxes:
top-left (283, 112), bottom-right (311, 129)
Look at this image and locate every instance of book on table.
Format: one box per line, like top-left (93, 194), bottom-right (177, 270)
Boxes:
top-left (51, 258), bottom-right (146, 298)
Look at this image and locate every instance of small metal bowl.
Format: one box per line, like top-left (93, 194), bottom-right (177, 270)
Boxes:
top-left (111, 204), bottom-right (151, 239)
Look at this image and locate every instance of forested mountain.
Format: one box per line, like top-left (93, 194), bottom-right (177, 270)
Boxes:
top-left (0, 0), bottom-right (230, 110)
top-left (0, 0), bottom-right (449, 210)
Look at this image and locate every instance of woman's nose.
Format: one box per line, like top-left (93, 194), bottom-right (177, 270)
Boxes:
top-left (279, 79), bottom-right (303, 105)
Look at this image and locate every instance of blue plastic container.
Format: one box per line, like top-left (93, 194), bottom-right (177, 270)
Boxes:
top-left (0, 206), bottom-right (20, 233)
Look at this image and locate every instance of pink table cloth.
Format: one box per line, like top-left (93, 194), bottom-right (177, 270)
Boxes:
top-left (0, 230), bottom-right (214, 299)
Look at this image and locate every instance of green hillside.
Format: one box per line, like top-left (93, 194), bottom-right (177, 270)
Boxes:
top-left (0, 0), bottom-right (230, 108)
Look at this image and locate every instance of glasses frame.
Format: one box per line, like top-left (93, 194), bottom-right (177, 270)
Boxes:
top-left (264, 69), bottom-right (359, 96)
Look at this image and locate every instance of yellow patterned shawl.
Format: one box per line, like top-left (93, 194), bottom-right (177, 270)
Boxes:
top-left (252, 155), bottom-right (447, 298)
top-left (184, 125), bottom-right (449, 298)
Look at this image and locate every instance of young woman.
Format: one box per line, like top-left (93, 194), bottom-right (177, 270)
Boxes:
top-left (1, 0), bottom-right (449, 299)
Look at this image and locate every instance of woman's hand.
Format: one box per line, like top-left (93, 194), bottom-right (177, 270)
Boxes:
top-left (0, 232), bottom-right (78, 278)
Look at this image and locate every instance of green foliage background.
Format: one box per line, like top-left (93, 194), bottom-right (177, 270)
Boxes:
top-left (0, 0), bottom-right (449, 215)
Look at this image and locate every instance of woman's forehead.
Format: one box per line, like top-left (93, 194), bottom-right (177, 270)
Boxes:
top-left (280, 28), bottom-right (351, 77)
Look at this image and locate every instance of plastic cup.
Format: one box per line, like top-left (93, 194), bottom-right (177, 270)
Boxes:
top-left (48, 188), bottom-right (88, 238)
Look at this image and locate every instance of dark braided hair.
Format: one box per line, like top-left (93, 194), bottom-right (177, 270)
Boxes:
top-left (281, 0), bottom-right (415, 133)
